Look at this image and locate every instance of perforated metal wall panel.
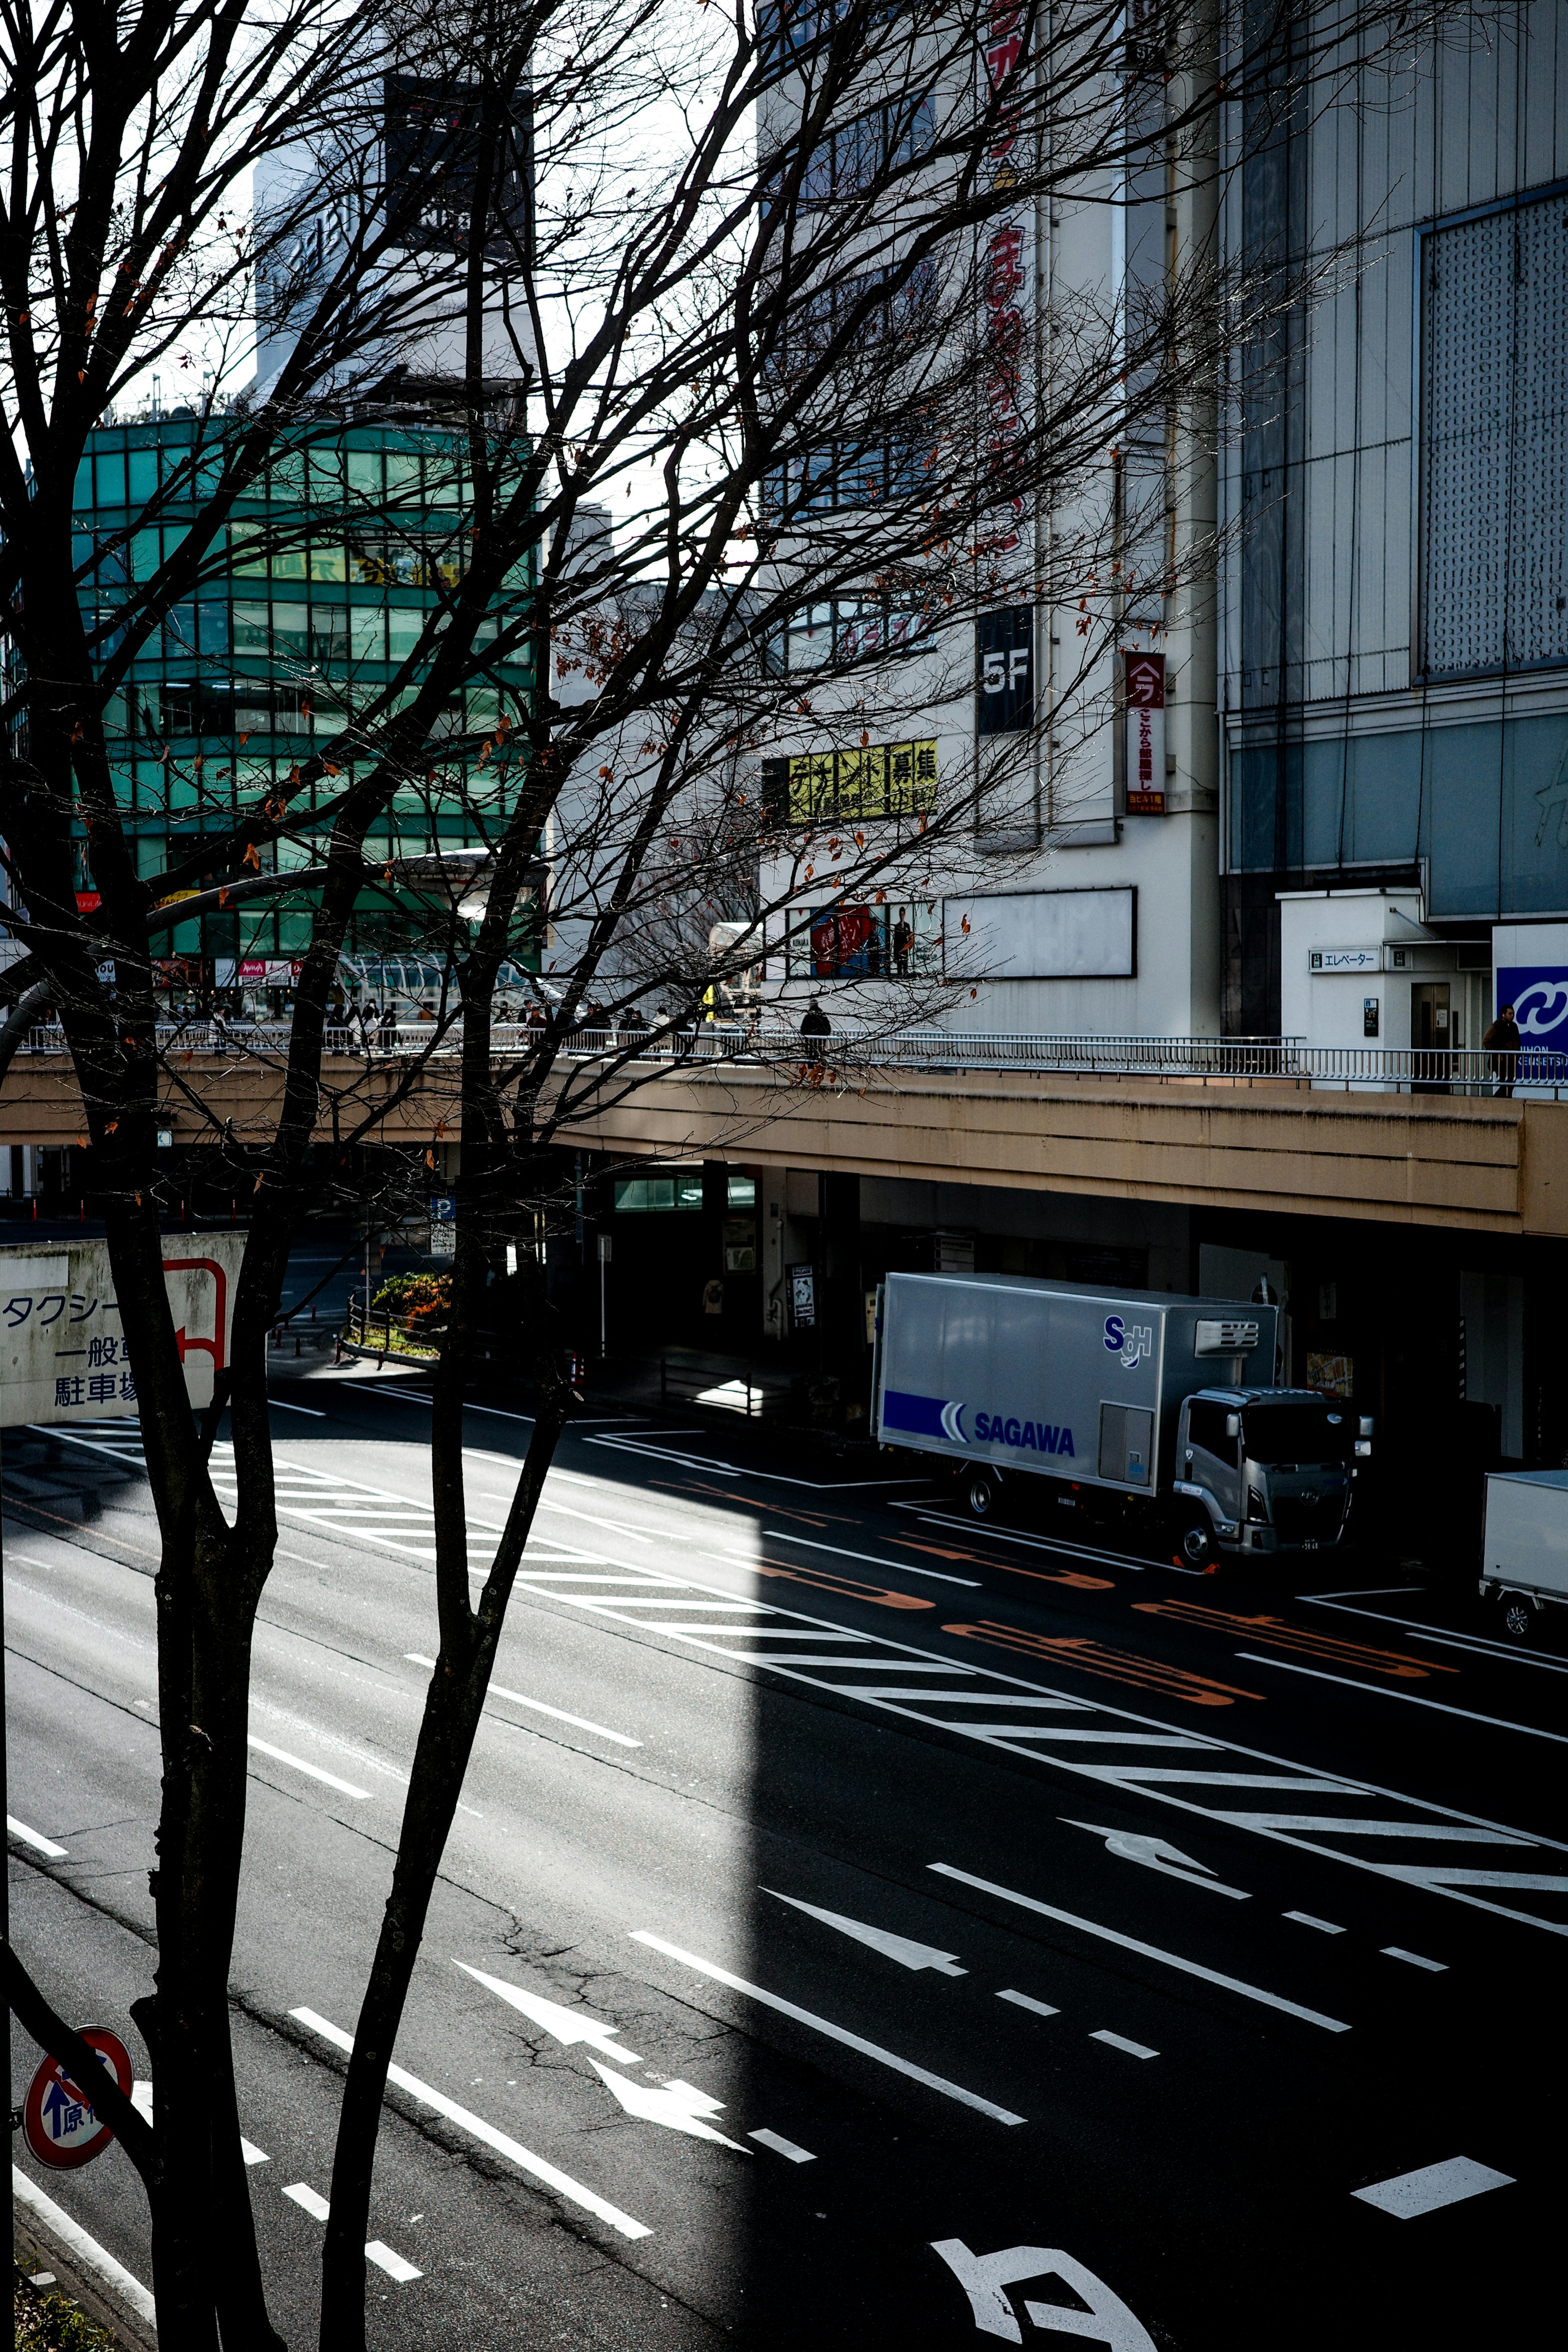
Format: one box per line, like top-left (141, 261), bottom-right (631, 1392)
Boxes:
top-left (1422, 187), bottom-right (1568, 676)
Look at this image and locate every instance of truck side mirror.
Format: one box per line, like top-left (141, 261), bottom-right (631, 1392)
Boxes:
top-left (1358, 1417), bottom-right (1374, 1438)
top-left (1225, 1413), bottom-right (1241, 1440)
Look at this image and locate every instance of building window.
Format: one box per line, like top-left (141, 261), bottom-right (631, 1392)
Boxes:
top-left (1421, 183), bottom-right (1568, 677)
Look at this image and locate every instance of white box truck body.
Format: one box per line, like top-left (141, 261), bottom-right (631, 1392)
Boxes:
top-left (875, 1272), bottom-right (1366, 1560)
top-left (1480, 1468), bottom-right (1568, 1640)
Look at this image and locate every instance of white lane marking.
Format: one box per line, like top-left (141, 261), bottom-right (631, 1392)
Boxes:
top-left (405, 1655), bottom-right (641, 1748)
top-left (1381, 1946), bottom-right (1447, 1971)
top-left (997, 1988), bottom-right (1060, 2020)
top-left (1283, 1911), bottom-right (1345, 1934)
top-left (508, 1505), bottom-right (1568, 1929)
top-left (760, 1531), bottom-right (981, 1589)
top-left (899, 1508), bottom-right (1152, 1575)
top-left (1381, 1864), bottom-right (1568, 1892)
top-left (629, 1933), bottom-right (1026, 2125)
top-left (762, 1887), bottom-right (967, 1975)
top-left (1301, 1595), bottom-right (1568, 1676)
top-left (929, 1864), bottom-right (1351, 2033)
top-left (1090, 2030), bottom-right (1158, 2059)
top-left (1215, 1817), bottom-right (1526, 1840)
top-left (365, 2241), bottom-right (423, 2283)
top-left (130, 2081), bottom-right (153, 2126)
top-left (12, 2167), bottom-right (157, 2328)
top-left (246, 1737), bottom-right (371, 1801)
top-left (750, 2127), bottom-right (816, 2163)
top-left (588, 2061), bottom-right (749, 2150)
top-left (584, 1430), bottom-right (919, 1489)
top-left (290, 2007), bottom-right (652, 2240)
top-left (7, 1816), bottom-right (67, 1858)
top-left (270, 1399), bottom-right (326, 1416)
top-left (1352, 2156), bottom-right (1514, 2218)
top-left (242, 2138), bottom-right (271, 2166)
top-left (283, 2183), bottom-right (331, 2221)
top-left (1235, 1652), bottom-right (1568, 1743)
top-left (454, 1961), bottom-right (643, 2065)
top-left (532, 1499), bottom-right (655, 1543)
top-left (1060, 1820), bottom-right (1250, 1900)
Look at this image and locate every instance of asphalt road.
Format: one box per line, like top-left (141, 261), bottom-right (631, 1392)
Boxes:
top-left (5, 1339), bottom-right (1564, 2349)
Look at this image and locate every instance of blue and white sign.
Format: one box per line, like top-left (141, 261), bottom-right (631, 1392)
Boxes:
top-left (1496, 966), bottom-right (1568, 1043)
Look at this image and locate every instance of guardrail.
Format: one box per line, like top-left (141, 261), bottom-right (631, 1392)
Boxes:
top-left (11, 1020), bottom-right (1568, 1097)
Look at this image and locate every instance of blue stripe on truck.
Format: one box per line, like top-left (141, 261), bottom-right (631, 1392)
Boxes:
top-left (882, 1390), bottom-right (949, 1438)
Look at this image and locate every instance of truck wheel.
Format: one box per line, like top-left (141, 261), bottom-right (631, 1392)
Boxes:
top-left (965, 1471), bottom-right (999, 1521)
top-left (1499, 1592), bottom-right (1536, 1643)
top-left (1176, 1513), bottom-right (1216, 1571)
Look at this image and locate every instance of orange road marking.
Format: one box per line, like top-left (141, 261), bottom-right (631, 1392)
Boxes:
top-left (942, 1621), bottom-right (1263, 1706)
top-left (653, 1478), bottom-right (834, 1529)
top-left (753, 1556), bottom-right (933, 1611)
top-left (1130, 1601), bottom-right (1455, 1680)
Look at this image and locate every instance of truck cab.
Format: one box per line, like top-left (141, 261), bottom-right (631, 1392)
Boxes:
top-left (1172, 1388), bottom-right (1367, 1561)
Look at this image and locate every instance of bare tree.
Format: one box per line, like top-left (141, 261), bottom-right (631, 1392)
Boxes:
top-left (0, 0), bottom-right (1459, 2341)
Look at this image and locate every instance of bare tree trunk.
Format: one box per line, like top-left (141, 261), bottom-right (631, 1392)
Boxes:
top-left (318, 1385), bottom-right (570, 2349)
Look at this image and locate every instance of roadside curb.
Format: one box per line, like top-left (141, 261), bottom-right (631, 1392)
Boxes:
top-left (14, 2166), bottom-right (158, 2350)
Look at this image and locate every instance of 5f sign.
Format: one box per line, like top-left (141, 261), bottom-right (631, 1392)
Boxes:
top-left (977, 607), bottom-right (1035, 737)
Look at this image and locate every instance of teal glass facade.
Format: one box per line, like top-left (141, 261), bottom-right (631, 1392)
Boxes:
top-left (70, 414), bottom-right (537, 986)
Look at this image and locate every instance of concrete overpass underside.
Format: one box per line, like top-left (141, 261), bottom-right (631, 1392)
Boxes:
top-left (6, 1051), bottom-right (1559, 1238)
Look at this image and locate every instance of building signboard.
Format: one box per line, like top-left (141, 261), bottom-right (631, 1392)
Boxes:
top-left (976, 606), bottom-right (1035, 736)
top-left (1308, 947), bottom-right (1381, 974)
top-left (0, 1233), bottom-right (244, 1426)
top-left (1122, 650), bottom-right (1166, 814)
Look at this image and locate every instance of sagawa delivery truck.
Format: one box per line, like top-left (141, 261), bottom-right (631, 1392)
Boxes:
top-left (875, 1272), bottom-right (1372, 1565)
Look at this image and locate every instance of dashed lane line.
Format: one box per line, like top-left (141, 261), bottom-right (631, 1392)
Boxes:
top-left (1089, 2031), bottom-right (1158, 2059)
top-left (928, 1864), bottom-right (1352, 2032)
top-left (628, 1932), bottom-right (1027, 2125)
top-left (246, 1736), bottom-right (371, 1801)
top-left (749, 2128), bottom-right (815, 2163)
top-left (290, 2007), bottom-right (653, 2241)
top-left (1352, 2156), bottom-right (1514, 2218)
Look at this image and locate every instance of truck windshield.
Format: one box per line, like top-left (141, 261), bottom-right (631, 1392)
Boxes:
top-left (1242, 1402), bottom-right (1351, 1463)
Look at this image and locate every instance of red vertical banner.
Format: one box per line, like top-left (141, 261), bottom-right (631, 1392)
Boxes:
top-left (1122, 650), bottom-right (1167, 815)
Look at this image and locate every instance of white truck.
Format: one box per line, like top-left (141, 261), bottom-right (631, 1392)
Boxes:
top-left (1480, 1468), bottom-right (1568, 1641)
top-left (874, 1270), bottom-right (1372, 1565)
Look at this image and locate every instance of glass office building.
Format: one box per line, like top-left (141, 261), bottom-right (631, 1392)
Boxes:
top-left (69, 411), bottom-right (537, 1003)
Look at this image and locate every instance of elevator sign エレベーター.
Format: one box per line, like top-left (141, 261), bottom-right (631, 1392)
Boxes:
top-left (0, 1232), bottom-right (244, 1426)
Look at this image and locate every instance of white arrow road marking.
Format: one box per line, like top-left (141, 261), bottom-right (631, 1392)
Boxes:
top-left (762, 1887), bottom-right (968, 1974)
top-left (290, 2007), bottom-right (651, 2241)
top-left (454, 1960), bottom-right (643, 2065)
top-left (930, 2241), bottom-right (1157, 2348)
top-left (929, 1865), bottom-right (1350, 2032)
top-left (588, 2061), bottom-right (749, 2150)
top-left (630, 1933), bottom-right (1026, 2124)
top-left (1352, 2156), bottom-right (1515, 2218)
top-left (1060, 1820), bottom-right (1250, 1899)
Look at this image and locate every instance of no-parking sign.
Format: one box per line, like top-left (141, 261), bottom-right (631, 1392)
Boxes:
top-left (22, 2028), bottom-right (134, 2170)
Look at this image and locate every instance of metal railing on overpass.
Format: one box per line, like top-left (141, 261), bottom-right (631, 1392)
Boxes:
top-left (11, 1019), bottom-right (1568, 1098)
